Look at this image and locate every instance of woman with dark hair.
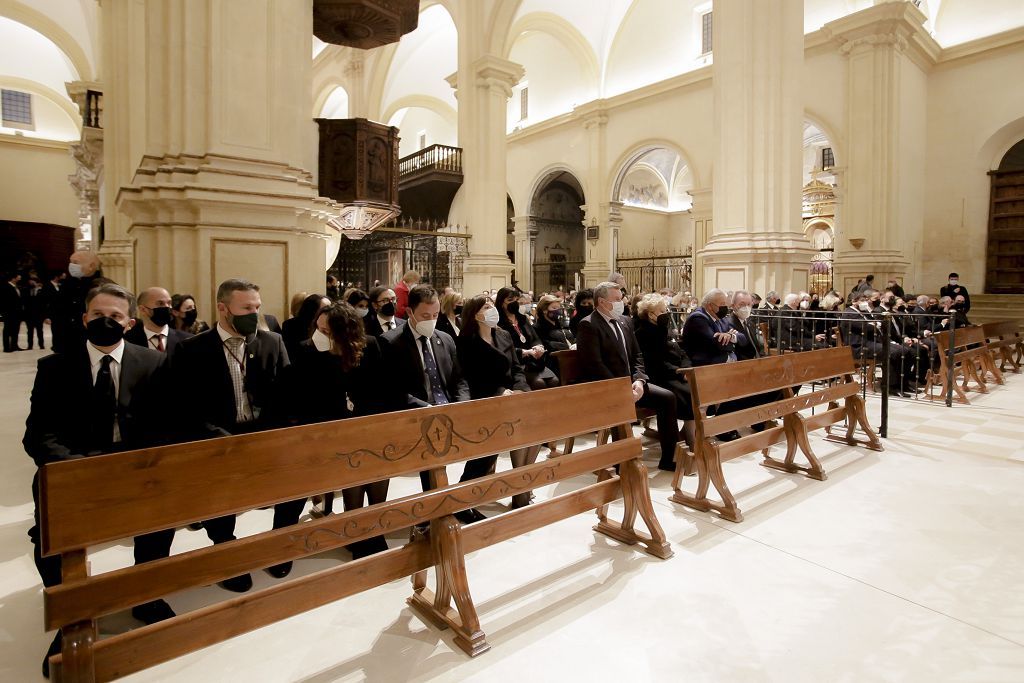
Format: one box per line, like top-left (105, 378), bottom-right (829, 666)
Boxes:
top-left (344, 288), bottom-right (370, 318)
top-left (495, 286), bottom-right (559, 390)
top-left (457, 296), bottom-right (540, 509)
top-left (276, 302), bottom-right (394, 561)
top-left (570, 288), bottom-right (594, 336)
top-left (281, 293), bottom-right (330, 360)
top-left (170, 293), bottom-right (210, 334)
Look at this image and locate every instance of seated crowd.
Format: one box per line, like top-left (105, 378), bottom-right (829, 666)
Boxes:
top-left (18, 254), bottom-right (971, 677)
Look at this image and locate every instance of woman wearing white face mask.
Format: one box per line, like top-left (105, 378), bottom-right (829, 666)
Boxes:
top-left (456, 296), bottom-right (541, 509)
top-left (344, 288), bottom-right (371, 318)
top-left (276, 302), bottom-right (396, 558)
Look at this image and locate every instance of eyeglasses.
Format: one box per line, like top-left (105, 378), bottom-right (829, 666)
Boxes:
top-left (376, 296), bottom-right (397, 304)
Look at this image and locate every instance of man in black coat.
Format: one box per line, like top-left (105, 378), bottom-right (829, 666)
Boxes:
top-left (2, 271), bottom-right (23, 352)
top-left (52, 250), bottom-right (104, 353)
top-left (23, 283), bottom-right (174, 676)
top-left (365, 286), bottom-right (406, 338)
top-left (125, 286), bottom-right (192, 355)
top-left (840, 291), bottom-right (915, 395)
top-left (939, 272), bottom-right (970, 313)
top-left (725, 290), bottom-right (763, 361)
top-left (577, 281), bottom-right (679, 471)
top-left (172, 278), bottom-right (290, 588)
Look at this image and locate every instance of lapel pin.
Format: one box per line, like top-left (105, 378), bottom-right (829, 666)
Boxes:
top-left (249, 353), bottom-right (254, 359)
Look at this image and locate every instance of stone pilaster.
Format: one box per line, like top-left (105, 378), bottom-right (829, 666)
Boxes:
top-left (512, 215), bottom-right (538, 291)
top-left (65, 82), bottom-right (103, 253)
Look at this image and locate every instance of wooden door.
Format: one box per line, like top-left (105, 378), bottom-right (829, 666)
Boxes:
top-left (987, 166), bottom-right (1024, 294)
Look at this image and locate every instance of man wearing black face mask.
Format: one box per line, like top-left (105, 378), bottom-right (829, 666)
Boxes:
top-left (24, 284), bottom-right (175, 674)
top-left (364, 286), bottom-right (406, 338)
top-left (173, 278), bottom-right (290, 590)
top-left (126, 287), bottom-right (193, 355)
top-left (570, 289), bottom-right (594, 337)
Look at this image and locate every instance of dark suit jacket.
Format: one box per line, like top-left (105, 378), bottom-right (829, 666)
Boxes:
top-left (382, 324), bottom-right (470, 407)
top-left (456, 328), bottom-right (530, 399)
top-left (681, 308), bottom-right (736, 366)
top-left (576, 311), bottom-right (648, 383)
top-left (1, 281), bottom-right (21, 319)
top-left (173, 327), bottom-right (290, 436)
top-left (840, 307), bottom-right (879, 349)
top-left (364, 314), bottom-right (406, 339)
top-left (280, 316), bottom-right (312, 361)
top-left (23, 342), bottom-right (168, 467)
top-left (726, 313), bottom-right (762, 361)
top-left (124, 322), bottom-right (192, 356)
top-left (263, 314), bottom-right (282, 335)
top-left (535, 317), bottom-right (576, 353)
top-left (634, 317), bottom-right (689, 386)
top-left (940, 284), bottom-right (970, 312)
top-left (436, 314), bottom-right (460, 341)
top-left (52, 274), bottom-right (102, 352)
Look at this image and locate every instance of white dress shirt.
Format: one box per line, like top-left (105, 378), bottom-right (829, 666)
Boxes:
top-left (145, 324), bottom-right (170, 351)
top-left (87, 340), bottom-right (124, 443)
top-left (378, 315), bottom-right (398, 332)
top-left (409, 321), bottom-right (438, 371)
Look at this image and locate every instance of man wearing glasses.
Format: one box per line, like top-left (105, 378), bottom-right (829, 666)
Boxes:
top-left (364, 286), bottom-right (406, 338)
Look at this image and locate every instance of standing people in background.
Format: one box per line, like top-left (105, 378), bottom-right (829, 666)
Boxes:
top-left (608, 272), bottom-right (627, 297)
top-left (52, 250), bottom-right (104, 353)
top-left (281, 293), bottom-right (330, 360)
top-left (437, 290), bottom-right (463, 339)
top-left (23, 283), bottom-right (174, 676)
top-left (364, 286), bottom-right (404, 337)
top-left (940, 272), bottom-right (970, 312)
top-left (2, 271), bottom-right (24, 352)
top-left (326, 275), bottom-right (342, 302)
top-left (885, 279), bottom-right (906, 300)
top-left (496, 286), bottom-right (559, 390)
top-left (394, 270), bottom-right (421, 319)
top-left (570, 289), bottom-right (594, 336)
top-left (457, 296), bottom-right (540, 509)
top-left (126, 287), bottom-right (193, 355)
top-left (577, 282), bottom-right (680, 472)
top-left (23, 276), bottom-right (46, 350)
top-left (170, 293), bottom-right (210, 334)
top-left (172, 278), bottom-right (290, 591)
top-left (277, 302), bottom-right (394, 559)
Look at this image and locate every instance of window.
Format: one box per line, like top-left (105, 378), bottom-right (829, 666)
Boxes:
top-left (418, 131), bottom-right (427, 150)
top-left (520, 86), bottom-right (529, 122)
top-left (1, 89), bottom-right (33, 129)
top-left (701, 12), bottom-right (713, 55)
top-left (822, 147), bottom-right (835, 170)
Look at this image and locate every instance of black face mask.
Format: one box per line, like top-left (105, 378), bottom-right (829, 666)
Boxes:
top-left (183, 309), bottom-right (198, 326)
top-left (897, 306), bottom-right (907, 313)
top-left (453, 305), bottom-right (463, 316)
top-left (86, 316), bottom-right (127, 346)
top-left (149, 306), bottom-right (173, 327)
top-left (230, 312), bottom-right (259, 336)
top-left (657, 312), bottom-right (672, 328)
top-left (506, 301), bottom-right (520, 315)
top-left (577, 304), bottom-right (593, 315)
top-left (547, 310), bottom-right (560, 322)
top-left (870, 300), bottom-right (880, 308)
top-left (379, 302), bottom-right (396, 317)
top-left (928, 305), bottom-right (939, 313)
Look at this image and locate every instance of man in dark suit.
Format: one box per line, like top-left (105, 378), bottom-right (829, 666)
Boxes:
top-left (24, 283), bottom-right (174, 677)
top-left (23, 276), bottom-right (47, 350)
top-left (173, 278), bottom-right (290, 588)
top-left (726, 290), bottom-right (763, 361)
top-left (940, 272), bottom-right (970, 313)
top-left (2, 271), bottom-right (23, 352)
top-left (382, 285), bottom-right (486, 520)
top-left (577, 281), bottom-right (679, 471)
top-left (364, 286), bottom-right (405, 337)
top-left (52, 250), bottom-right (103, 353)
top-left (840, 291), bottom-right (914, 396)
top-left (125, 287), bottom-right (192, 355)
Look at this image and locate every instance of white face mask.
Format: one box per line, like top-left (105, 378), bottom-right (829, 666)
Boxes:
top-left (611, 300), bottom-right (625, 317)
top-left (736, 305), bottom-right (752, 320)
top-left (949, 280), bottom-right (958, 286)
top-left (414, 318), bottom-right (436, 337)
top-left (481, 307), bottom-right (500, 328)
top-left (68, 263), bottom-right (84, 278)
top-left (355, 307), bottom-right (368, 318)
top-left (799, 300), bottom-right (810, 310)
top-left (311, 329), bottom-right (331, 352)
top-left (857, 301), bottom-right (871, 312)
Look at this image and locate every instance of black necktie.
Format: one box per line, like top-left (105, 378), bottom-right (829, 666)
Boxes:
top-left (609, 318), bottom-right (628, 363)
top-left (420, 336), bottom-right (448, 405)
top-left (92, 355), bottom-right (116, 449)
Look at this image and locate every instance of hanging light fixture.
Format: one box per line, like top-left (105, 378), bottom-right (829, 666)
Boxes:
top-left (313, 0), bottom-right (419, 49)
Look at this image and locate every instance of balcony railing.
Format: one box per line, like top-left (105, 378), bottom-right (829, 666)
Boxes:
top-left (398, 144), bottom-right (462, 180)
top-left (84, 90), bottom-right (102, 129)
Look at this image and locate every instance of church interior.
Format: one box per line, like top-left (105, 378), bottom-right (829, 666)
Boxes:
top-left (1, 1), bottom-right (1024, 681)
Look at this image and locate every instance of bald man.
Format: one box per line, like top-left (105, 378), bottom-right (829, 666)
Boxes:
top-left (126, 287), bottom-right (193, 355)
top-left (52, 250), bottom-right (105, 353)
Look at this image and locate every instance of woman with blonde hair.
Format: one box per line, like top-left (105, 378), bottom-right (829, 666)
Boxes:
top-left (437, 290), bottom-right (463, 339)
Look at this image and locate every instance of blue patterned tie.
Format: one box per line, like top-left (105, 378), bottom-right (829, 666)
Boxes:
top-left (420, 336), bottom-right (449, 405)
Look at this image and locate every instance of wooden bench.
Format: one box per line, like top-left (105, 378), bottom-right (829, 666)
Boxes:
top-left (670, 347), bottom-right (883, 523)
top-left (834, 324), bottom-right (879, 393)
top-left (926, 326), bottom-right (1002, 403)
top-left (982, 320), bottom-right (1023, 375)
top-left (39, 379), bottom-right (672, 682)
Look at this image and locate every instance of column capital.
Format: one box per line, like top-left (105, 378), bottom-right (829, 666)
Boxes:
top-left (573, 99), bottom-right (609, 129)
top-left (471, 54), bottom-right (524, 97)
top-left (826, 1), bottom-right (939, 67)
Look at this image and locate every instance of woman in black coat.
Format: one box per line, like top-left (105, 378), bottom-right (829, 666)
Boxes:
top-left (281, 293), bottom-right (330, 361)
top-left (569, 288), bottom-right (594, 337)
top-left (495, 286), bottom-right (559, 390)
top-left (277, 302), bottom-right (395, 559)
top-left (456, 295), bottom-right (540, 509)
top-left (634, 293), bottom-right (695, 450)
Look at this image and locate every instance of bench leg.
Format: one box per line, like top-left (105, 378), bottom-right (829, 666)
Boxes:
top-left (53, 550), bottom-right (96, 683)
top-left (983, 351), bottom-right (1005, 385)
top-left (670, 439), bottom-right (743, 523)
top-left (763, 413), bottom-right (827, 481)
top-left (406, 514), bottom-right (490, 657)
top-left (593, 460), bottom-right (673, 559)
top-left (822, 394), bottom-right (884, 452)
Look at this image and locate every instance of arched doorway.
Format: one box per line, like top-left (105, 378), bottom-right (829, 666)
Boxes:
top-left (802, 120), bottom-right (839, 294)
top-left (805, 219), bottom-right (835, 296)
top-left (987, 138), bottom-right (1024, 293)
top-left (529, 170), bottom-right (586, 294)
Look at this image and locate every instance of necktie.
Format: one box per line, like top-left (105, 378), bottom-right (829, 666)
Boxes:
top-left (609, 318), bottom-right (628, 361)
top-left (92, 355), bottom-right (116, 449)
top-left (225, 337), bottom-right (250, 422)
top-left (420, 335), bottom-right (448, 405)
top-left (388, 321), bottom-right (394, 331)
top-left (152, 334), bottom-right (165, 352)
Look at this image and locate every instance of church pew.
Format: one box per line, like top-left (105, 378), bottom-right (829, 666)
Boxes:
top-left (981, 320), bottom-right (1023, 374)
top-left (39, 378), bottom-right (672, 681)
top-left (670, 347), bottom-right (883, 523)
top-left (926, 326), bottom-right (1002, 403)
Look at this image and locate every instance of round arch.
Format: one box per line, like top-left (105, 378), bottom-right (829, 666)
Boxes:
top-left (313, 82), bottom-right (349, 118)
top-left (526, 163), bottom-right (589, 216)
top-left (0, 75), bottom-right (81, 134)
top-left (487, 0), bottom-right (526, 55)
top-left (502, 12), bottom-right (600, 88)
top-left (804, 109), bottom-right (844, 167)
top-left (979, 114), bottom-right (1024, 170)
top-left (608, 140), bottom-right (701, 202)
top-left (0, 0), bottom-right (93, 80)
top-left (381, 94), bottom-right (458, 130)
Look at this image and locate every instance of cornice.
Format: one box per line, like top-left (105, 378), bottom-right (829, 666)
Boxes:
top-left (936, 25), bottom-right (1024, 67)
top-left (0, 133), bottom-right (72, 151)
top-left (825, 1), bottom-right (939, 71)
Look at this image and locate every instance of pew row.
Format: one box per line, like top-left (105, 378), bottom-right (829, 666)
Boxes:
top-left (982, 320), bottom-right (1023, 375)
top-left (670, 347), bottom-right (883, 523)
top-left (926, 326), bottom-right (1002, 404)
top-left (39, 378), bottom-right (672, 682)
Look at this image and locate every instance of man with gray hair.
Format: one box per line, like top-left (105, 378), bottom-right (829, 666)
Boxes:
top-left (577, 281), bottom-right (680, 471)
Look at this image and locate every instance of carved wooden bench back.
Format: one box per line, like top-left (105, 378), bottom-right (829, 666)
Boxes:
top-left (40, 378), bottom-right (672, 681)
top-left (982, 320), bottom-right (1023, 374)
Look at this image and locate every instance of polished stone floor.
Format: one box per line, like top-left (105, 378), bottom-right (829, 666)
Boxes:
top-left (1, 328), bottom-right (1022, 682)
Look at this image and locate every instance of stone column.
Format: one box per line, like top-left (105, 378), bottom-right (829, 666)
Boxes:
top-left (826, 2), bottom-right (931, 293)
top-left (701, 0), bottom-right (815, 296)
top-left (65, 82), bottom-right (103, 252)
top-left (577, 104), bottom-right (615, 287)
top-left (512, 215), bottom-right (537, 291)
top-left (102, 0), bottom-right (339, 320)
top-left (689, 187), bottom-right (712, 295)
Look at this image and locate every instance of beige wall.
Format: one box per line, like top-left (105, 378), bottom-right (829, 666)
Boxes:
top-left (0, 137), bottom-right (78, 227)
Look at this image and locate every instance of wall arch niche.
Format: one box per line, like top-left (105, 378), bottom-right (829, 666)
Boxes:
top-left (529, 170), bottom-right (586, 293)
top-left (613, 147), bottom-right (694, 211)
top-left (318, 86), bottom-right (349, 119)
top-left (986, 138), bottom-right (1024, 294)
top-left (802, 120), bottom-right (840, 295)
